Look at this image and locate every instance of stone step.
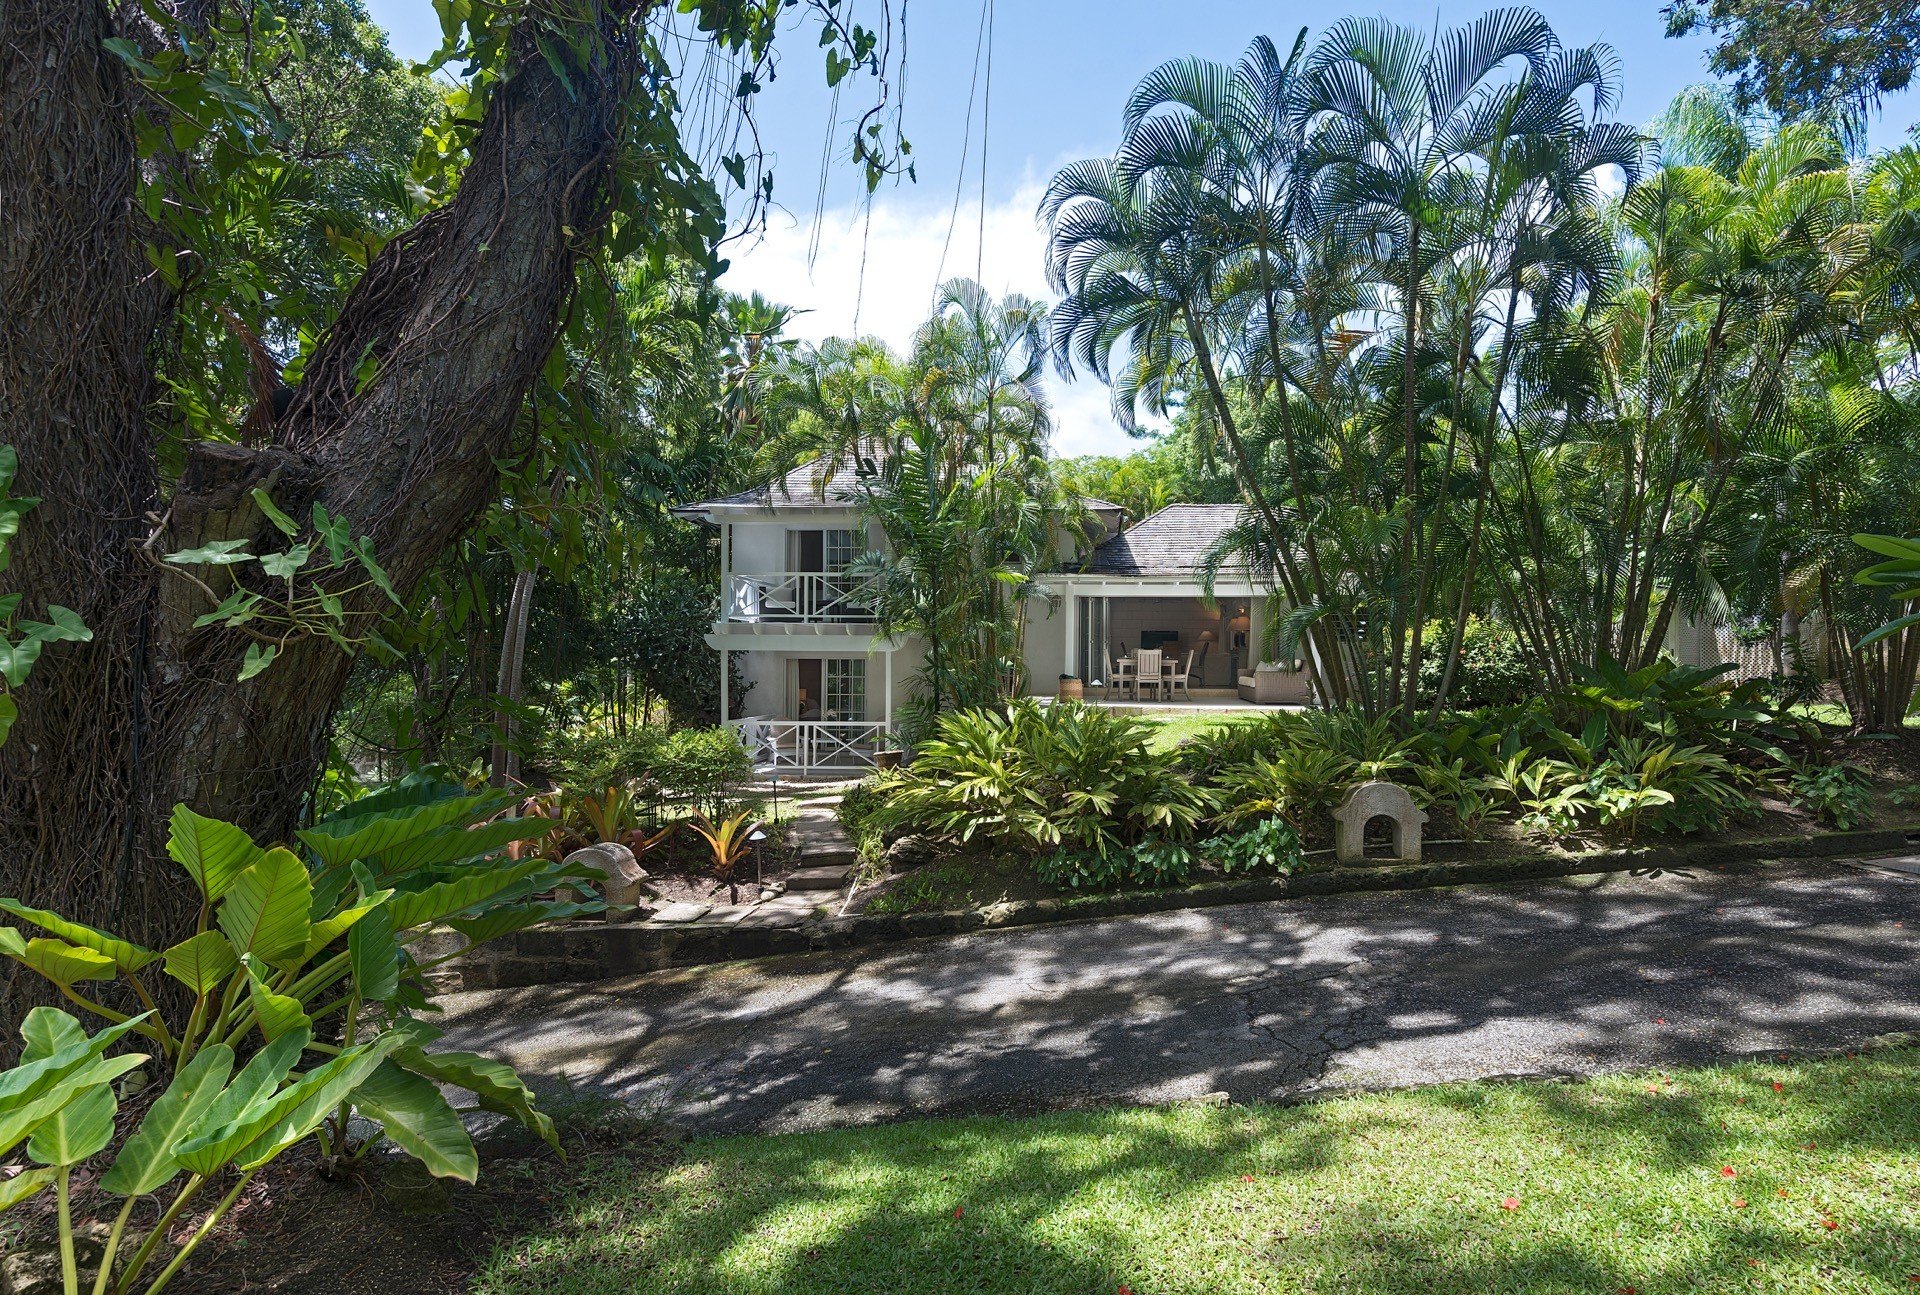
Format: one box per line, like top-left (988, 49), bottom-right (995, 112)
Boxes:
top-left (798, 847), bottom-right (859, 869)
top-left (786, 864), bottom-right (853, 892)
top-left (647, 901), bottom-right (713, 924)
top-left (736, 894), bottom-right (823, 928)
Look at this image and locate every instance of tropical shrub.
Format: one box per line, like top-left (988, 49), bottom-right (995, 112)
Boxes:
top-left (543, 723), bottom-right (667, 794)
top-left (873, 701), bottom-right (1214, 863)
top-left (1214, 745), bottom-right (1357, 833)
top-left (646, 726), bottom-right (755, 817)
top-left (1036, 838), bottom-right (1197, 890)
top-left (1203, 818), bottom-right (1305, 874)
top-left (1788, 759), bottom-right (1874, 828)
top-left (1419, 616), bottom-right (1536, 709)
top-left (0, 776), bottom-right (579, 1293)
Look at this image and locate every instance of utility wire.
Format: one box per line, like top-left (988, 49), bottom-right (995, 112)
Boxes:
top-left (932, 0), bottom-right (991, 300)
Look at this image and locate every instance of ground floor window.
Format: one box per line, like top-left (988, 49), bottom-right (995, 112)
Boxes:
top-left (792, 657), bottom-right (868, 721)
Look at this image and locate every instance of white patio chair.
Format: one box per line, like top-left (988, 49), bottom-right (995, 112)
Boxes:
top-left (1133, 648), bottom-right (1163, 701)
top-left (1166, 649), bottom-right (1197, 701)
top-left (1097, 644), bottom-right (1119, 701)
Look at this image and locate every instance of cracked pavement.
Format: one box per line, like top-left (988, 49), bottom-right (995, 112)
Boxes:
top-left (436, 859), bottom-right (1920, 1134)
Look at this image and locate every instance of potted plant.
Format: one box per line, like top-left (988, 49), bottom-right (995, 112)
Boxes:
top-left (1058, 673), bottom-right (1083, 701)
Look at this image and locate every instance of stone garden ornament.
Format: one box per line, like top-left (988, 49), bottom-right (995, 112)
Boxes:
top-left (1332, 780), bottom-right (1428, 864)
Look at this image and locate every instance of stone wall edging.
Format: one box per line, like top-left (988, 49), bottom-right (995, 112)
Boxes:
top-left (459, 825), bottom-right (1917, 990)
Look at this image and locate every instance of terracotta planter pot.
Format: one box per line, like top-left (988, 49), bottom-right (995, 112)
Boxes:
top-left (874, 748), bottom-right (904, 771)
top-left (1057, 677), bottom-right (1084, 701)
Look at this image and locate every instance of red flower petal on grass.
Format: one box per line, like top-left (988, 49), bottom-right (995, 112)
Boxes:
top-left (1720, 1166), bottom-right (1738, 1178)
top-left (1777, 1189), bottom-right (1791, 1198)
top-left (1773, 1082), bottom-right (1784, 1092)
top-left (1732, 1199), bottom-right (1747, 1209)
top-left (1240, 1174), bottom-right (1255, 1182)
top-left (1822, 1219), bottom-right (1840, 1231)
top-left (1118, 1286), bottom-right (1133, 1295)
top-left (1500, 1196), bottom-right (1521, 1210)
top-left (953, 1207), bottom-right (963, 1220)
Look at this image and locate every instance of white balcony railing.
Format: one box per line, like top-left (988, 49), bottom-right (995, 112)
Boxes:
top-left (726, 571), bottom-right (876, 624)
top-left (730, 718), bottom-right (888, 775)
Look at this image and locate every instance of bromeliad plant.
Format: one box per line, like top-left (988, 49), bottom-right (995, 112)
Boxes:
top-left (0, 776), bottom-right (594, 1294)
top-left (685, 808), bottom-right (764, 904)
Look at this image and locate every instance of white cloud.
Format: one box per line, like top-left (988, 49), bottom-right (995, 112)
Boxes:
top-left (717, 182), bottom-right (1149, 457)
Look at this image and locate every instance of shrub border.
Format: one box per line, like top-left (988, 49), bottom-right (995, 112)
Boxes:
top-left (460, 824), bottom-right (1919, 989)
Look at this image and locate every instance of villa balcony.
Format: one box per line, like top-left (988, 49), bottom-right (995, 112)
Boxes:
top-left (726, 571), bottom-right (877, 626)
top-left (728, 718), bottom-right (889, 776)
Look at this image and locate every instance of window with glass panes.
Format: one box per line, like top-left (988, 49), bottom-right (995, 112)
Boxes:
top-left (824, 658), bottom-right (866, 720)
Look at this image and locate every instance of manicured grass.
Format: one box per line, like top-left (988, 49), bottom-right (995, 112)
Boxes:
top-left (1138, 708), bottom-right (1269, 752)
top-left (475, 1051), bottom-right (1920, 1294)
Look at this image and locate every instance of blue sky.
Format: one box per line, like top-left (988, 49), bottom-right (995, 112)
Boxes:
top-left (364, 1), bottom-right (1920, 454)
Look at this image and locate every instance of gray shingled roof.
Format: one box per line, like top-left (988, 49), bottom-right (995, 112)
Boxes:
top-left (1086, 503), bottom-right (1247, 576)
top-left (680, 455), bottom-right (1132, 518)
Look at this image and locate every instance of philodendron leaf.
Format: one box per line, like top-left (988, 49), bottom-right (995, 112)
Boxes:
top-left (351, 1060), bottom-right (478, 1183)
top-left (162, 930), bottom-right (239, 995)
top-left (243, 956), bottom-right (310, 1043)
top-left (386, 859), bottom-right (551, 930)
top-left (0, 928), bottom-right (118, 986)
top-left (296, 792), bottom-right (511, 870)
top-left (300, 891), bottom-right (390, 961)
top-left (167, 805), bottom-right (262, 903)
top-left (27, 1081), bottom-right (119, 1167)
top-left (393, 1047), bottom-right (557, 1153)
top-left (101, 1044), bottom-right (235, 1197)
top-left (0, 1166), bottom-right (55, 1210)
top-left (347, 902), bottom-right (398, 1002)
top-left (217, 847), bottom-right (313, 968)
top-left (18, 1007), bottom-right (87, 1062)
top-left (172, 1029), bottom-right (311, 1176)
top-left (0, 899), bottom-right (158, 971)
top-left (220, 1034), bottom-right (412, 1173)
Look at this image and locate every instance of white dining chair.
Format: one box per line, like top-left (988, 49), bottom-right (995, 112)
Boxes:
top-left (1166, 649), bottom-right (1196, 701)
top-left (1134, 648), bottom-right (1163, 701)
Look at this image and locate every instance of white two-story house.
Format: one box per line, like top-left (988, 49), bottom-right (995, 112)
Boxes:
top-left (673, 457), bottom-right (1329, 774)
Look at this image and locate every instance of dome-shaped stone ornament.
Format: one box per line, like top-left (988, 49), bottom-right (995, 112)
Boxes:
top-left (1332, 780), bottom-right (1427, 865)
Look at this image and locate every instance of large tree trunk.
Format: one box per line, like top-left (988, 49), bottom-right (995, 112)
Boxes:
top-left (1, 0), bottom-right (646, 1020)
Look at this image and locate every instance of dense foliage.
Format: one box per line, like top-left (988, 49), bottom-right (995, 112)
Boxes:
top-left (1044, 13), bottom-right (1920, 732)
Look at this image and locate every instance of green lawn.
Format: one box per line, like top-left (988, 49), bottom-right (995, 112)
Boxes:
top-left (1139, 709), bottom-right (1269, 751)
top-left (475, 1051), bottom-right (1920, 1294)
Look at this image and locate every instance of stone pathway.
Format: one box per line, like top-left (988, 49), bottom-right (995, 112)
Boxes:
top-left (440, 858), bottom-right (1920, 1134)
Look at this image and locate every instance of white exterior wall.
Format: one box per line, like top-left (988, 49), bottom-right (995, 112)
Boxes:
top-left (1020, 598), bottom-right (1068, 694)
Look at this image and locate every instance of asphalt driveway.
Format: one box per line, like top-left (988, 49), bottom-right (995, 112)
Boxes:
top-left (437, 858), bottom-right (1920, 1134)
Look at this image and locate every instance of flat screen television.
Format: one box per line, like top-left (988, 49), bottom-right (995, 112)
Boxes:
top-left (1139, 630), bottom-right (1181, 651)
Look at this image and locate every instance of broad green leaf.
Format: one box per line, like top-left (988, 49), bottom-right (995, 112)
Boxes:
top-left (0, 1166), bottom-right (55, 1210)
top-left (300, 891), bottom-right (390, 961)
top-left (244, 957), bottom-right (310, 1042)
top-left (18, 1008), bottom-right (86, 1062)
top-left (393, 1047), bottom-right (556, 1152)
top-left (351, 1060), bottom-right (478, 1183)
top-left (172, 1028), bottom-right (310, 1176)
top-left (0, 899), bottom-right (157, 971)
top-left (162, 930), bottom-right (239, 995)
top-left (214, 1033), bottom-right (411, 1173)
top-left (0, 1053), bottom-right (145, 1160)
top-left (27, 1081), bottom-right (118, 1166)
top-left (348, 903), bottom-right (399, 1002)
top-left (250, 487), bottom-right (301, 537)
top-left (237, 642), bottom-right (279, 681)
top-left (167, 805), bottom-right (261, 902)
top-left (0, 929), bottom-right (118, 986)
top-left (101, 1044), bottom-right (234, 1197)
top-left (0, 694), bottom-right (16, 747)
top-left (217, 847), bottom-right (312, 968)
top-left (446, 901), bottom-right (596, 945)
top-left (387, 859), bottom-right (551, 931)
top-left (367, 817), bottom-right (552, 873)
top-left (165, 538), bottom-right (253, 565)
top-left (297, 793), bottom-right (508, 870)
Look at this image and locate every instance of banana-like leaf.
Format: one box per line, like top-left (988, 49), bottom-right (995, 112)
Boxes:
top-left (171, 1029), bottom-right (312, 1176)
top-left (27, 1081), bottom-right (118, 1167)
top-left (0, 900), bottom-right (157, 971)
top-left (0, 1053), bottom-right (145, 1161)
top-left (18, 1007), bottom-right (86, 1061)
top-left (348, 903), bottom-right (398, 1002)
top-left (445, 901), bottom-right (597, 945)
top-left (386, 859), bottom-right (551, 931)
top-left (300, 891), bottom-right (390, 961)
top-left (243, 957), bottom-right (310, 1042)
top-left (225, 1034), bottom-right (413, 1172)
top-left (162, 930), bottom-right (239, 995)
top-left (392, 1047), bottom-right (556, 1152)
top-left (0, 1013), bottom-right (148, 1114)
top-left (0, 929), bottom-right (118, 986)
top-left (351, 1060), bottom-right (478, 1183)
top-left (217, 847), bottom-right (313, 969)
top-left (0, 1166), bottom-right (55, 1211)
top-left (100, 1044), bottom-right (234, 1197)
top-left (369, 817), bottom-right (553, 874)
top-left (297, 793), bottom-right (510, 870)
top-left (166, 805), bottom-right (261, 903)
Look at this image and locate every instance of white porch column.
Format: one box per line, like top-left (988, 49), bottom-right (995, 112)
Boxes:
top-left (718, 520), bottom-right (731, 722)
top-left (1062, 594), bottom-right (1080, 684)
top-left (883, 646), bottom-right (893, 732)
